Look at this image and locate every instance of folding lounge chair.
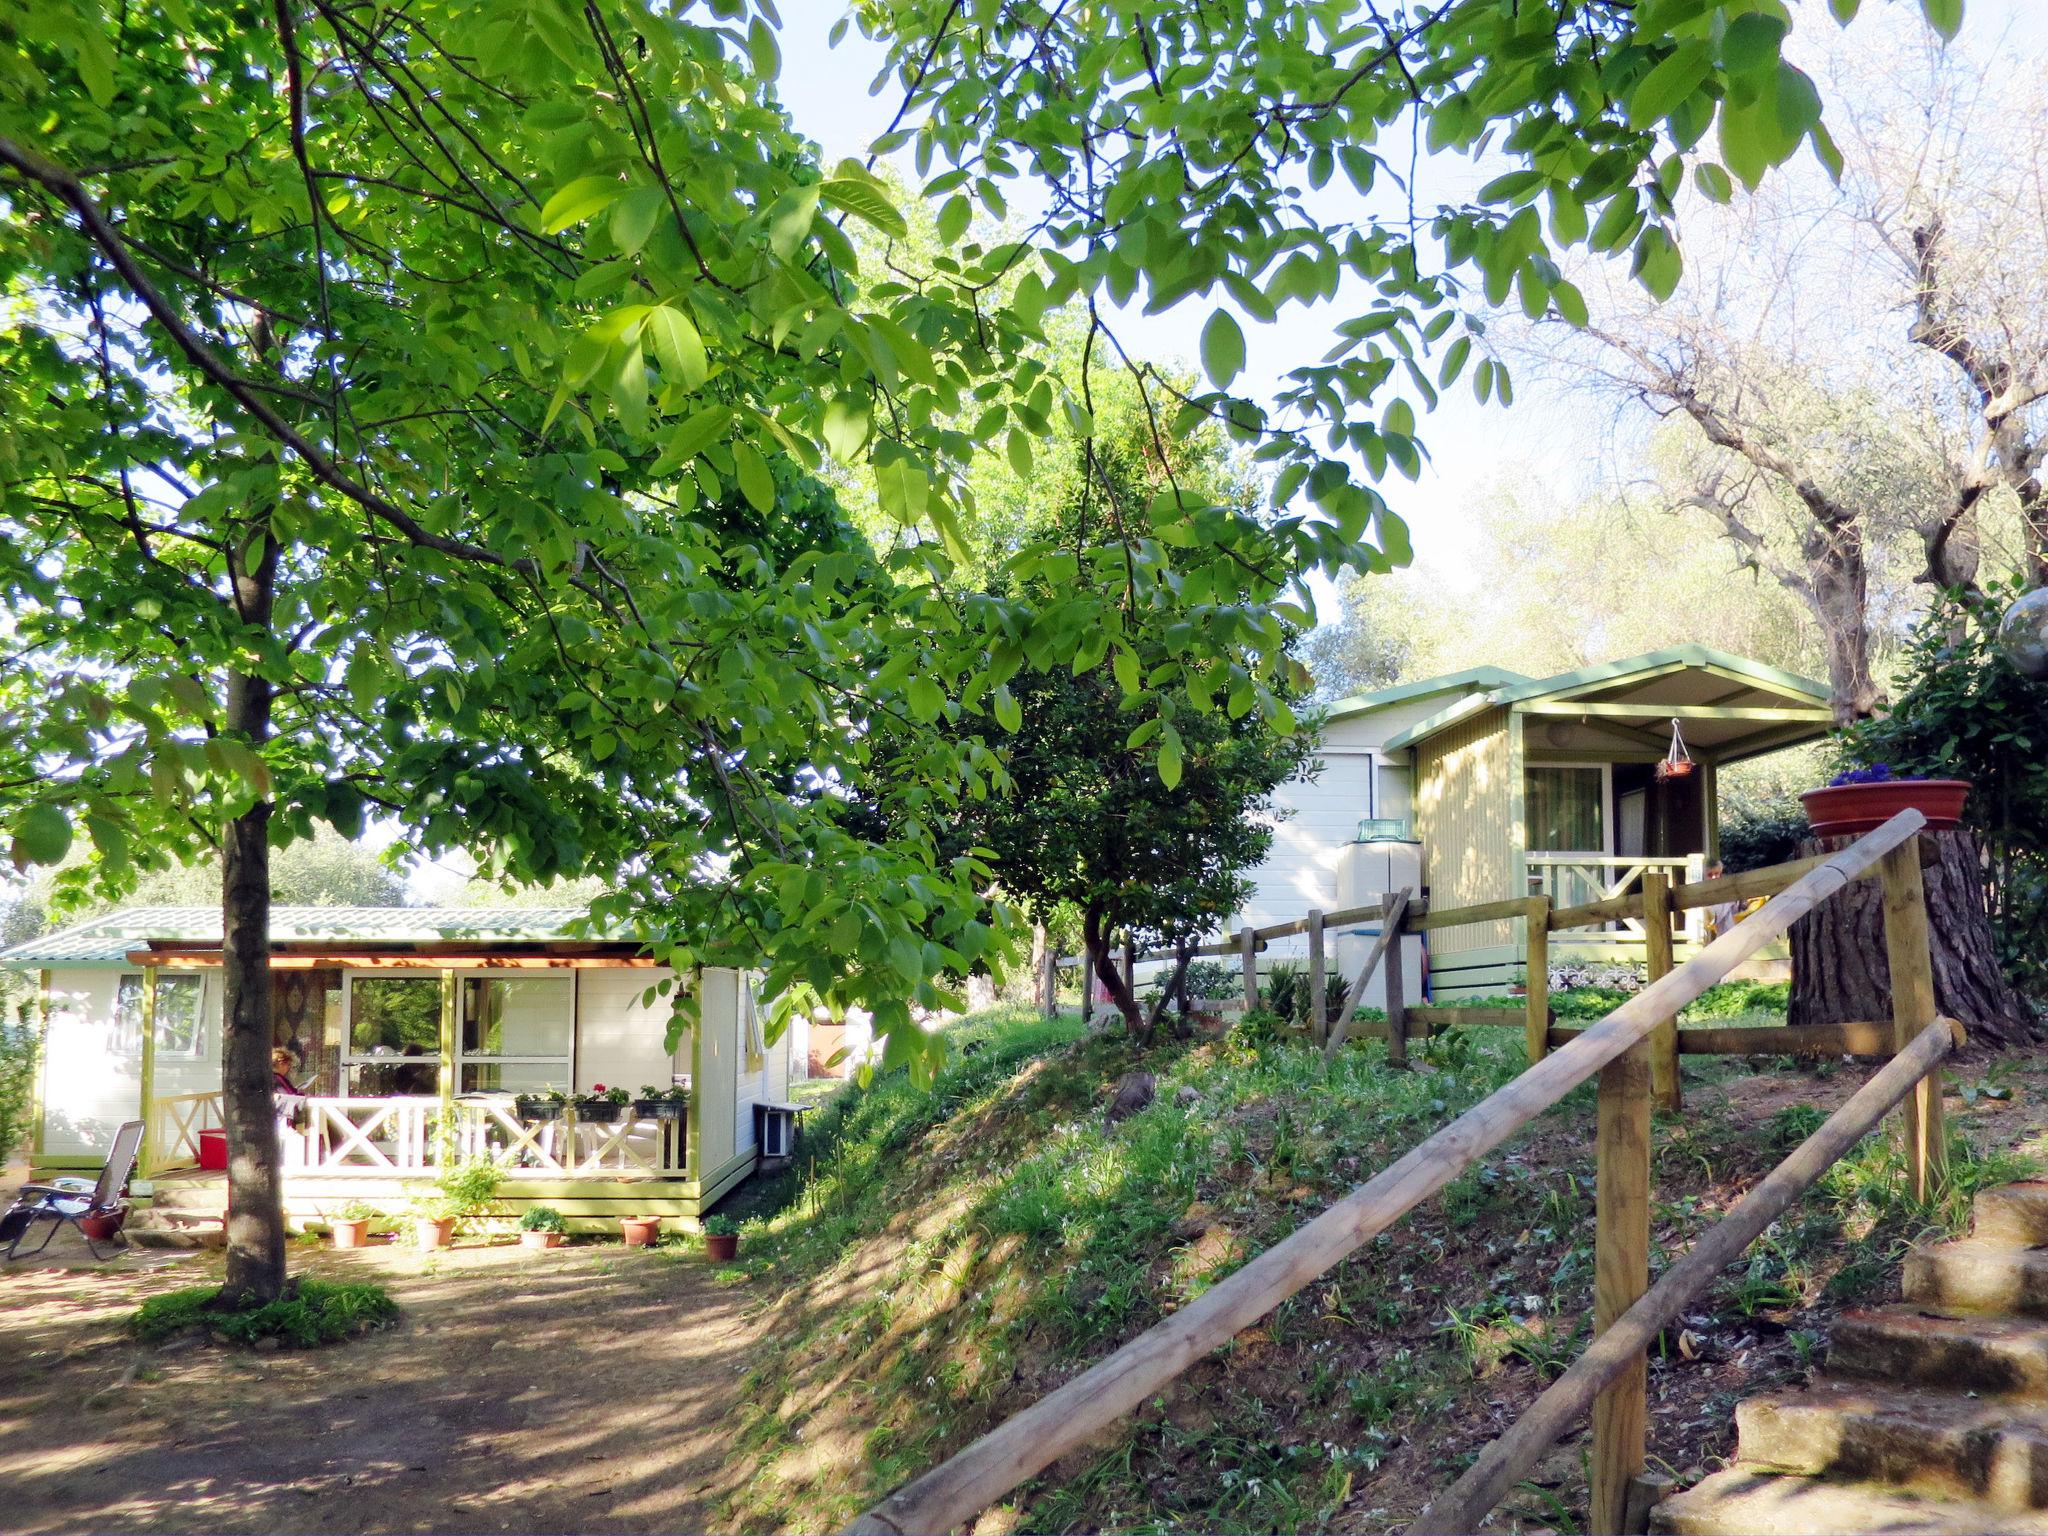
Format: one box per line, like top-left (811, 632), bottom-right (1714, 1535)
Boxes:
top-left (3, 1118), bottom-right (144, 1261)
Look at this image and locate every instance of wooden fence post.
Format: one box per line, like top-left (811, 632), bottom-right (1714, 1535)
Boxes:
top-left (1643, 873), bottom-right (1680, 1113)
top-left (137, 967), bottom-right (159, 1178)
top-left (1307, 909), bottom-right (1328, 1049)
top-left (1590, 1036), bottom-right (1651, 1535)
top-left (1240, 926), bottom-right (1259, 1013)
top-left (1383, 893), bottom-right (1408, 1068)
top-left (1880, 839), bottom-right (1947, 1204)
top-left (1524, 895), bottom-right (1550, 1067)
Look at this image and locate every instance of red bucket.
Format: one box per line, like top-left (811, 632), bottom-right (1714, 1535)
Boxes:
top-left (197, 1129), bottom-right (228, 1171)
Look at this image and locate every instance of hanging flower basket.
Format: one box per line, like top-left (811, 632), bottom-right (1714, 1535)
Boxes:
top-left (1655, 717), bottom-right (1695, 782)
top-left (1801, 765), bottom-right (1970, 838)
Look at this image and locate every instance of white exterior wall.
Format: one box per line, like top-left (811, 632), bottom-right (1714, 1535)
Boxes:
top-left (39, 970), bottom-right (140, 1161)
top-left (573, 967), bottom-right (684, 1095)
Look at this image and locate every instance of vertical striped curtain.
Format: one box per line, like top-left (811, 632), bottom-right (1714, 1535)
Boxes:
top-left (1526, 766), bottom-right (1604, 852)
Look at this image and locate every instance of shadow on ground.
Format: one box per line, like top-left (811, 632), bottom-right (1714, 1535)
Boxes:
top-left (0, 1227), bottom-right (760, 1534)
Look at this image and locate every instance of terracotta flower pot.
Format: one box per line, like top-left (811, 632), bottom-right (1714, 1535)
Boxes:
top-left (703, 1232), bottom-right (738, 1262)
top-left (79, 1210), bottom-right (125, 1241)
top-left (330, 1217), bottom-right (372, 1250)
top-left (620, 1216), bottom-right (661, 1247)
top-left (413, 1215), bottom-right (456, 1250)
top-left (1801, 778), bottom-right (1970, 838)
top-left (520, 1229), bottom-right (564, 1251)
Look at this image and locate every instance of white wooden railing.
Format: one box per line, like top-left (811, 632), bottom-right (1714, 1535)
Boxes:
top-left (1526, 854), bottom-right (1707, 941)
top-left (142, 1090), bottom-right (225, 1176)
top-left (141, 1092), bottom-right (689, 1179)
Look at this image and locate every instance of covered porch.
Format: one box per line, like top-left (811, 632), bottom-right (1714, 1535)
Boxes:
top-left (1398, 646), bottom-right (1834, 996)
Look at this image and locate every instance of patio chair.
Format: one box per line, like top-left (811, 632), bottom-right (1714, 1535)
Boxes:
top-left (2, 1118), bottom-right (144, 1261)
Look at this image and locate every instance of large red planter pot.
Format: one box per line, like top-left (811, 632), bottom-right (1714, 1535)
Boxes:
top-left (197, 1129), bottom-right (229, 1171)
top-left (1800, 779), bottom-right (1970, 838)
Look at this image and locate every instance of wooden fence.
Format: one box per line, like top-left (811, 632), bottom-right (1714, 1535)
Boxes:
top-left (853, 811), bottom-right (1953, 1536)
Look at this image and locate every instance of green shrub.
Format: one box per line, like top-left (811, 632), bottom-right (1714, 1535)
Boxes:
top-left (1719, 792), bottom-right (1810, 874)
top-left (132, 1279), bottom-right (398, 1348)
top-left (702, 1214), bottom-right (739, 1237)
top-left (0, 1015), bottom-right (39, 1169)
top-left (520, 1205), bottom-right (567, 1233)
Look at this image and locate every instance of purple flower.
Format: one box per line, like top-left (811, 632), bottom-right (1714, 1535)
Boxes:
top-left (1828, 763), bottom-right (1896, 787)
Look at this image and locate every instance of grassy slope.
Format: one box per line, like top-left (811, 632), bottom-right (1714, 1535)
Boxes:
top-left (718, 1003), bottom-right (2038, 1534)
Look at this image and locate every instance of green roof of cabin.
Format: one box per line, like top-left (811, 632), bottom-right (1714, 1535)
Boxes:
top-left (1323, 665), bottom-right (1529, 722)
top-left (1, 905), bottom-right (600, 966)
top-left (1379, 644), bottom-right (1832, 754)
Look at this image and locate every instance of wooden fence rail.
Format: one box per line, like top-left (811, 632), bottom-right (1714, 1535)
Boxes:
top-left (847, 811), bottom-right (1937, 1536)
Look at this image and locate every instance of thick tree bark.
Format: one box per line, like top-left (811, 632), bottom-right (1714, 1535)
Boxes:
top-left (1790, 828), bottom-right (2035, 1049)
top-left (218, 526), bottom-right (286, 1309)
top-left (1083, 907), bottom-right (1149, 1044)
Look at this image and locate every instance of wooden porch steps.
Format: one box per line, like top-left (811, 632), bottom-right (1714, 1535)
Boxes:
top-left (1654, 1183), bottom-right (2048, 1534)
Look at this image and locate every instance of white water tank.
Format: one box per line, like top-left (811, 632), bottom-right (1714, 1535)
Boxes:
top-left (1332, 836), bottom-right (1425, 1010)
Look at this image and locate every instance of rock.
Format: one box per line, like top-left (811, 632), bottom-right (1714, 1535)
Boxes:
top-left (1174, 1085), bottom-right (1199, 1107)
top-left (252, 1336), bottom-right (282, 1354)
top-left (1104, 1071), bottom-right (1156, 1127)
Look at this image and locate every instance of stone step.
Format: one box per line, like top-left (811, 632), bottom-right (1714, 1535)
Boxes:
top-left (1831, 1307), bottom-right (2048, 1397)
top-left (1652, 1468), bottom-right (2048, 1535)
top-left (144, 1181), bottom-right (229, 1214)
top-left (126, 1209), bottom-right (226, 1250)
top-left (1739, 1381), bottom-right (2048, 1509)
top-left (1976, 1184), bottom-right (2048, 1247)
top-left (1907, 1241), bottom-right (2048, 1318)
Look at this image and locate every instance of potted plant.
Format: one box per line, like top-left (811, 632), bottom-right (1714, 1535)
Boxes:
top-left (519, 1206), bottom-right (568, 1250)
top-left (620, 1215), bottom-right (662, 1247)
top-left (513, 1088), bottom-right (565, 1123)
top-left (409, 1195), bottom-right (457, 1250)
top-left (1801, 762), bottom-right (1970, 839)
top-left (633, 1083), bottom-right (690, 1120)
top-left (329, 1200), bottom-right (379, 1249)
top-left (573, 1084), bottom-right (631, 1124)
top-left (414, 1155), bottom-right (504, 1247)
top-left (701, 1214), bottom-right (739, 1262)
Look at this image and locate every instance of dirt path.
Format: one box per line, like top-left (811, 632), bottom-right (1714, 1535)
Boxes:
top-left (0, 1234), bottom-right (761, 1533)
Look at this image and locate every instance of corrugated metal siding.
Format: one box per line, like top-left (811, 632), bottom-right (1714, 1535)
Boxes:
top-left (1413, 707), bottom-right (1517, 955)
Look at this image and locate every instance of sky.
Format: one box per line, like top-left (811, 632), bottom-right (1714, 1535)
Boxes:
top-left (769, 0), bottom-right (2048, 616)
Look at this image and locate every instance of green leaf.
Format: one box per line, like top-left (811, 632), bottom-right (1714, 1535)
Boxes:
top-left (1112, 645), bottom-right (1139, 694)
top-left (820, 176), bottom-right (908, 238)
top-left (1722, 14), bottom-right (1789, 78)
top-left (540, 176), bottom-right (624, 234)
top-left (1693, 162), bottom-right (1734, 204)
top-left (734, 441), bottom-right (776, 514)
top-left (821, 395), bottom-right (870, 462)
top-left (611, 187), bottom-right (665, 256)
top-left (657, 405), bottom-right (732, 472)
top-left (1627, 42), bottom-right (1713, 130)
top-left (73, 28), bottom-right (117, 107)
top-left (645, 305), bottom-right (709, 390)
top-left (10, 804), bottom-right (72, 871)
top-left (1201, 309), bottom-right (1246, 388)
top-left (1920, 0), bottom-right (1962, 40)
top-left (1157, 729), bottom-right (1183, 790)
top-left (767, 183), bottom-right (821, 259)
top-left (747, 15), bottom-right (781, 76)
top-left (936, 194), bottom-right (971, 246)
top-left (991, 684), bottom-right (1021, 732)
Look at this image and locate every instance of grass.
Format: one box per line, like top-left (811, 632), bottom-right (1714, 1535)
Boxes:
top-left (131, 1278), bottom-right (399, 1348)
top-left (716, 996), bottom-right (2042, 1534)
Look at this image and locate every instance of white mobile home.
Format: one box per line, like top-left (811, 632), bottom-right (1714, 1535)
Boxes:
top-left (5, 906), bottom-right (791, 1233)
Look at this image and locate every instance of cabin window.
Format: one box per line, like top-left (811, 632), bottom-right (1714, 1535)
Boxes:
top-left (458, 975), bottom-right (573, 1093)
top-left (116, 972), bottom-right (209, 1060)
top-left (343, 976), bottom-right (444, 1095)
top-left (1525, 765), bottom-right (1606, 853)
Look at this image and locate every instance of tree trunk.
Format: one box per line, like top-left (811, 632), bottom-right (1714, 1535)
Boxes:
top-left (1803, 520), bottom-right (1885, 723)
top-left (218, 524), bottom-right (286, 1309)
top-left (1790, 828), bottom-right (2035, 1048)
top-left (1083, 908), bottom-right (1148, 1044)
